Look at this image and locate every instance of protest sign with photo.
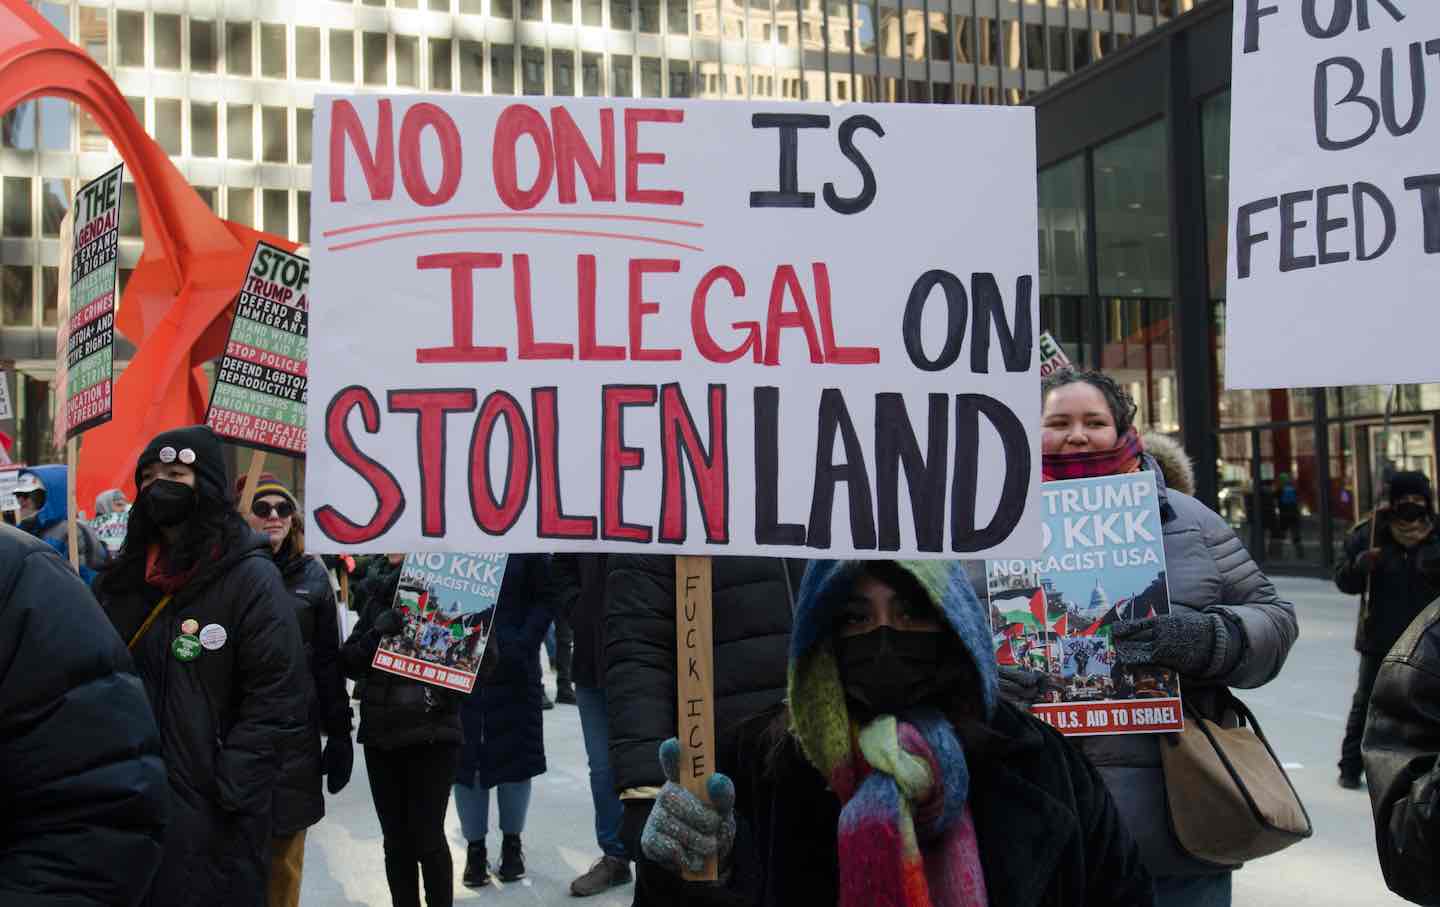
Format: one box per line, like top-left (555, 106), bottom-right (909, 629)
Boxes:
top-left (987, 471), bottom-right (1182, 736)
top-left (306, 96), bottom-right (1040, 559)
top-left (205, 242), bottom-right (309, 455)
top-left (58, 164), bottom-right (122, 439)
top-left (92, 509), bottom-right (129, 554)
top-left (1038, 330), bottom-right (1072, 378)
top-left (372, 552), bottom-right (509, 693)
top-left (0, 369), bottom-right (13, 421)
top-left (1226, 4), bottom-right (1440, 389)
top-left (0, 464), bottom-right (19, 512)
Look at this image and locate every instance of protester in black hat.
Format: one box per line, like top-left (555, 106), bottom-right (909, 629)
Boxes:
top-left (237, 472), bottom-right (353, 907)
top-left (95, 426), bottom-right (307, 907)
top-left (1335, 469), bottom-right (1440, 789)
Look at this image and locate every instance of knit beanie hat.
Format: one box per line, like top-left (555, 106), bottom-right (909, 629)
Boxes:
top-left (235, 472), bottom-right (297, 509)
top-left (1389, 470), bottom-right (1433, 509)
top-left (135, 425), bottom-right (230, 505)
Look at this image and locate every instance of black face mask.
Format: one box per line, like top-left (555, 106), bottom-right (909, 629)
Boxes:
top-left (833, 627), bottom-right (965, 717)
top-left (140, 479), bottom-right (197, 527)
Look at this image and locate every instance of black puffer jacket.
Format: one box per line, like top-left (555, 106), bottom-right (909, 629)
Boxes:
top-left (1363, 600), bottom-right (1440, 904)
top-left (553, 554), bottom-right (606, 688)
top-left (340, 560), bottom-right (462, 750)
top-left (271, 551), bottom-right (351, 836)
top-left (0, 525), bottom-right (168, 906)
top-left (99, 530), bottom-right (308, 907)
top-left (1336, 517), bottom-right (1440, 655)
top-left (603, 555), bottom-right (800, 794)
top-left (457, 554), bottom-right (559, 788)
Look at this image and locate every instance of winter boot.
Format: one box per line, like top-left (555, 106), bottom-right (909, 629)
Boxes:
top-left (462, 840), bottom-right (490, 888)
top-left (498, 833), bottom-right (526, 882)
top-left (570, 856), bottom-right (632, 896)
top-left (556, 682), bottom-right (577, 705)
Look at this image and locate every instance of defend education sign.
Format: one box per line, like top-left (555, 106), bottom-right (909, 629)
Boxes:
top-left (987, 472), bottom-right (1183, 737)
top-left (206, 243), bottom-right (310, 455)
top-left (305, 97), bottom-right (1040, 558)
top-left (60, 164), bottom-right (122, 439)
top-left (1226, 1), bottom-right (1440, 389)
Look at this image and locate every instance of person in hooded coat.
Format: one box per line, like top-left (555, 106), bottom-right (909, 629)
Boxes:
top-left (236, 473), bottom-right (353, 907)
top-left (634, 559), bottom-right (1154, 907)
top-left (15, 464), bottom-right (108, 579)
top-left (95, 426), bottom-right (308, 907)
top-left (1001, 369), bottom-right (1299, 907)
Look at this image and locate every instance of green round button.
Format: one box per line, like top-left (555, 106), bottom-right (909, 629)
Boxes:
top-left (172, 634), bottom-right (202, 662)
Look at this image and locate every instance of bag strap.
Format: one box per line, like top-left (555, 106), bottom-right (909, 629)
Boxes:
top-left (128, 594), bottom-right (175, 650)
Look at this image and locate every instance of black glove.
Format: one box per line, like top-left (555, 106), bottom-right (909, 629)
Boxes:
top-left (997, 665), bottom-right (1055, 706)
top-left (322, 732), bottom-right (354, 794)
top-left (373, 608), bottom-right (404, 637)
top-left (1113, 611), bottom-right (1239, 678)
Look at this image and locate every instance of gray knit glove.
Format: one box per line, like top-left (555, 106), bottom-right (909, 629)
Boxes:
top-left (997, 665), bottom-right (1058, 706)
top-left (1114, 611), bottom-right (1238, 678)
top-left (641, 738), bottom-right (736, 875)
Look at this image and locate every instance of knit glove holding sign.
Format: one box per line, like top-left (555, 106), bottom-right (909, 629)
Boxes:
top-left (641, 738), bottom-right (737, 876)
top-left (1113, 610), bottom-right (1245, 679)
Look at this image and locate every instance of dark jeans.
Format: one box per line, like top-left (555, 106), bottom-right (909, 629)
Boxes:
top-left (1340, 653), bottom-right (1385, 777)
top-left (1153, 872), bottom-right (1232, 907)
top-left (366, 743), bottom-right (460, 907)
top-left (576, 685), bottom-right (626, 859)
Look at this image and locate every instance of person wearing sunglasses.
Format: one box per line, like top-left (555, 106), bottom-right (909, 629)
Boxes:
top-left (237, 474), bottom-right (354, 907)
top-left (1335, 470), bottom-right (1440, 791)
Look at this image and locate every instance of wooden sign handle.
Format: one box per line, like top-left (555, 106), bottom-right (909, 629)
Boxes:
top-left (65, 437), bottom-right (79, 570)
top-left (238, 450), bottom-right (267, 514)
top-left (675, 555), bottom-right (718, 882)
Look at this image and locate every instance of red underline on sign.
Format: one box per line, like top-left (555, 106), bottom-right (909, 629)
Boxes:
top-left (322, 211), bottom-right (706, 239)
top-left (327, 226), bottom-right (705, 253)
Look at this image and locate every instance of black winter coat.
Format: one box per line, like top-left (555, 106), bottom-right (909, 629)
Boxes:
top-left (457, 554), bottom-right (559, 787)
top-left (1363, 599), bottom-right (1440, 904)
top-left (640, 702), bottom-right (1153, 907)
top-left (0, 526), bottom-right (168, 906)
top-left (603, 555), bottom-right (800, 794)
top-left (1335, 518), bottom-right (1440, 654)
top-left (99, 530), bottom-right (308, 907)
top-left (552, 554), bottom-right (606, 688)
top-left (270, 551), bottom-right (351, 836)
top-left (340, 561), bottom-right (462, 750)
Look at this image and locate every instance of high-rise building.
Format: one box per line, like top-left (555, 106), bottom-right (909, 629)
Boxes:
top-left (0, 0), bottom-right (1206, 459)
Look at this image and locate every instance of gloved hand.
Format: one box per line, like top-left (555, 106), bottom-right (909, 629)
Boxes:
top-left (641, 738), bottom-right (736, 875)
top-left (323, 732), bottom-right (354, 794)
top-left (997, 665), bottom-right (1056, 706)
top-left (373, 608), bottom-right (404, 637)
top-left (1113, 611), bottom-right (1234, 678)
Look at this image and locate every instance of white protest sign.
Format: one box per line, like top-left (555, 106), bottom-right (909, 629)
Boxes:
top-left (1226, 2), bottom-right (1440, 389)
top-left (1039, 331), bottom-right (1072, 377)
top-left (0, 370), bottom-right (12, 421)
top-left (306, 96), bottom-right (1040, 558)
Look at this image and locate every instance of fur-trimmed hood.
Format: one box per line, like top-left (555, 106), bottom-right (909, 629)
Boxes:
top-left (1142, 432), bottom-right (1195, 497)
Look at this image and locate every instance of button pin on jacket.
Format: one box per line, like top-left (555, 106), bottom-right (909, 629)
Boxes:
top-left (181, 618), bottom-right (199, 636)
top-left (172, 634), bottom-right (201, 662)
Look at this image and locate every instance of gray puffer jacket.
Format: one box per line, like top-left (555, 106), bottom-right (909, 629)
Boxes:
top-left (1076, 434), bottom-right (1299, 879)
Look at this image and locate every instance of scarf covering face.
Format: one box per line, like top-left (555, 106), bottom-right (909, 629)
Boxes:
top-left (1391, 517), bottom-right (1432, 549)
top-left (788, 561), bottom-right (996, 907)
top-left (1041, 427), bottom-right (1143, 483)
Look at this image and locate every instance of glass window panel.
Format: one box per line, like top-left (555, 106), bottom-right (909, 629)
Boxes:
top-left (583, 0), bottom-right (604, 25)
top-left (298, 190), bottom-right (311, 244)
top-left (641, 56), bottom-right (662, 96)
top-left (1201, 91), bottom-right (1230, 300)
top-left (155, 98), bottom-right (182, 155)
top-left (396, 34), bottom-right (419, 87)
top-left (639, 0), bottom-right (660, 31)
top-left (928, 12), bottom-right (948, 61)
top-left (227, 103), bottom-right (253, 159)
top-left (460, 40), bottom-right (486, 92)
top-left (127, 95), bottom-right (145, 128)
top-left (3, 177), bottom-right (31, 238)
top-left (117, 10), bottom-right (144, 66)
top-left (582, 51), bottom-right (603, 94)
top-left (904, 9), bottom-right (923, 62)
top-left (523, 0), bottom-right (542, 20)
top-left (1094, 120), bottom-right (1171, 299)
top-left (228, 187), bottom-right (254, 228)
top-left (195, 186), bottom-right (217, 212)
top-left (1071, 26), bottom-right (1092, 70)
top-left (38, 98), bottom-right (70, 151)
top-left (492, 44), bottom-right (516, 94)
top-left (491, 0), bottom-right (515, 17)
top-left (397, 0), bottom-right (418, 7)
top-left (954, 13), bottom-right (972, 62)
top-left (431, 0), bottom-right (451, 9)
top-left (262, 106), bottom-right (288, 163)
top-left (297, 27), bottom-right (321, 79)
top-left (612, 0), bottom-right (634, 28)
top-left (330, 29), bottom-right (355, 82)
top-left (1048, 25), bottom-right (1066, 71)
top-left (522, 46), bottom-right (546, 94)
top-left (263, 189), bottom-right (289, 237)
top-left (79, 7), bottom-right (108, 66)
top-left (2, 266), bottom-right (34, 327)
top-left (364, 33), bottom-right (388, 85)
top-left (430, 38), bottom-right (453, 90)
top-left (192, 102), bottom-right (218, 157)
top-left (191, 20), bottom-right (217, 71)
top-left (667, 0), bottom-right (689, 33)
top-left (556, 0), bottom-right (576, 23)
top-left (154, 13), bottom-right (181, 69)
top-left (226, 22), bottom-right (252, 75)
top-left (119, 183), bottom-right (140, 237)
top-left (667, 58), bottom-right (691, 96)
top-left (553, 50), bottom-right (576, 95)
top-left (1024, 23), bottom-right (1043, 69)
top-left (612, 55), bottom-right (634, 96)
top-left (42, 266), bottom-right (58, 327)
top-left (1039, 156), bottom-right (1089, 297)
top-left (41, 178), bottom-right (68, 237)
top-left (297, 108), bottom-right (313, 164)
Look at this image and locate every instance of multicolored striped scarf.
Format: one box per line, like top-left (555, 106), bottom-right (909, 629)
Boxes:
top-left (1041, 427), bottom-right (1143, 482)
